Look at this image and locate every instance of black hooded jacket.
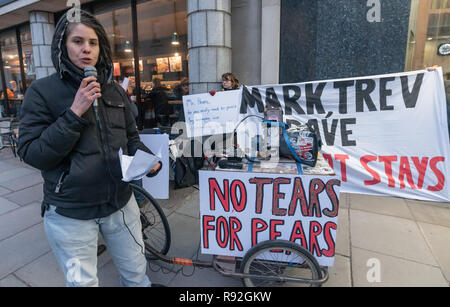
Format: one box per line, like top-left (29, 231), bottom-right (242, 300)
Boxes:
top-left (18, 14), bottom-right (154, 220)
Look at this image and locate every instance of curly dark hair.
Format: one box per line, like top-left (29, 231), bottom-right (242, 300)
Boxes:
top-left (52, 9), bottom-right (113, 82)
top-left (64, 10), bottom-right (113, 71)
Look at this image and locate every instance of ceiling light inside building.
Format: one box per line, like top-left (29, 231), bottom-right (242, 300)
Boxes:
top-left (124, 41), bottom-right (132, 53)
top-left (171, 32), bottom-right (180, 46)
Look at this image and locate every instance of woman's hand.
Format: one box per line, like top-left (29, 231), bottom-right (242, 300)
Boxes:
top-left (426, 65), bottom-right (440, 72)
top-left (70, 76), bottom-right (102, 117)
top-left (147, 162), bottom-right (162, 178)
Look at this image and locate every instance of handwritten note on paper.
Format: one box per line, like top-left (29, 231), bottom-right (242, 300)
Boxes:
top-left (183, 90), bottom-right (241, 138)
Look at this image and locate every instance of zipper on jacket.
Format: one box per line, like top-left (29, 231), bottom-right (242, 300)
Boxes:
top-left (55, 170), bottom-right (68, 193)
top-left (93, 99), bottom-right (112, 202)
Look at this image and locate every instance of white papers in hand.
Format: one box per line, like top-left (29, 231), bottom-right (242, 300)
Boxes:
top-left (119, 148), bottom-right (161, 182)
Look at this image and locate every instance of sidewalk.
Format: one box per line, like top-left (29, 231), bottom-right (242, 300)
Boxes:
top-left (0, 148), bottom-right (449, 287)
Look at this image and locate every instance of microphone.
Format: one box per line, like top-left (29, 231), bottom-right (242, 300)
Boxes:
top-left (84, 66), bottom-right (98, 107)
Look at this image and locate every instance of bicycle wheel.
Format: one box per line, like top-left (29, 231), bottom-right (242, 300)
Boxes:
top-left (240, 240), bottom-right (322, 287)
top-left (130, 184), bottom-right (171, 260)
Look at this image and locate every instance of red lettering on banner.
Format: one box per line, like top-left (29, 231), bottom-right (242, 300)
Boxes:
top-left (272, 178), bottom-right (290, 216)
top-left (229, 217), bottom-right (243, 251)
top-left (398, 156), bottom-right (417, 189)
top-left (358, 155), bottom-right (446, 192)
top-left (289, 220), bottom-right (308, 249)
top-left (288, 177), bottom-right (309, 216)
top-left (270, 219), bottom-right (284, 241)
top-left (209, 178), bottom-right (229, 211)
top-left (202, 215), bottom-right (215, 249)
top-left (251, 218), bottom-right (268, 247)
top-left (324, 154), bottom-right (349, 182)
top-left (411, 157), bottom-right (429, 189)
top-left (323, 179), bottom-right (340, 217)
top-left (230, 180), bottom-right (247, 212)
top-left (335, 154), bottom-right (350, 182)
top-left (321, 222), bottom-right (337, 257)
top-left (361, 155), bottom-right (381, 185)
top-left (309, 221), bottom-right (323, 257)
top-left (249, 178), bottom-right (273, 214)
top-left (308, 179), bottom-right (324, 218)
top-left (216, 216), bottom-right (229, 248)
top-left (379, 156), bottom-right (398, 187)
top-left (428, 157), bottom-right (445, 191)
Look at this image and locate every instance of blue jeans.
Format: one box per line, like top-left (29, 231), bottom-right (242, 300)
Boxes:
top-left (43, 195), bottom-right (151, 287)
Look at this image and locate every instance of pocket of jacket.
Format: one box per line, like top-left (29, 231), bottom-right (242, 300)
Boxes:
top-left (103, 98), bottom-right (126, 129)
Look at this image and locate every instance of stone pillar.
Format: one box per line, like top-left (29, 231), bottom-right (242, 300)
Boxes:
top-left (261, 0), bottom-right (280, 85)
top-left (29, 11), bottom-right (56, 80)
top-left (187, 0), bottom-right (232, 94)
top-left (231, 0), bottom-right (261, 87)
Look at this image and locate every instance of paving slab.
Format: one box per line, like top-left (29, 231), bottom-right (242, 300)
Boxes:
top-left (97, 260), bottom-right (121, 287)
top-left (0, 274), bottom-right (28, 287)
top-left (324, 254), bottom-right (351, 287)
top-left (14, 251), bottom-right (66, 287)
top-left (335, 207), bottom-right (350, 257)
top-left (166, 211), bottom-right (201, 259)
top-left (339, 192), bottom-right (350, 209)
top-left (168, 265), bottom-right (243, 287)
top-left (175, 191), bottom-right (200, 219)
top-left (0, 223), bottom-right (51, 279)
top-left (351, 247), bottom-right (448, 287)
top-left (349, 193), bottom-right (413, 220)
top-left (417, 222), bottom-right (450, 283)
top-left (0, 186), bottom-right (12, 197)
top-left (407, 202), bottom-right (450, 228)
top-left (0, 173), bottom-right (43, 192)
top-left (0, 197), bottom-right (20, 215)
top-left (350, 209), bottom-right (437, 266)
top-left (4, 183), bottom-right (43, 206)
top-left (14, 239), bottom-right (117, 287)
top-left (0, 202), bottom-right (42, 241)
top-left (0, 167), bottom-right (35, 184)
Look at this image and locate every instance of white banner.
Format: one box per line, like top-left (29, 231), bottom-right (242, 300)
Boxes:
top-left (199, 170), bottom-right (341, 267)
top-left (239, 69), bottom-right (450, 203)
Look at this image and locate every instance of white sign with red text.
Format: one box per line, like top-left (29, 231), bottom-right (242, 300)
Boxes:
top-left (239, 69), bottom-right (450, 203)
top-left (199, 171), bottom-right (341, 267)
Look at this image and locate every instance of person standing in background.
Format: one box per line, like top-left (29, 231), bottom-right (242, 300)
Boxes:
top-left (221, 73), bottom-right (240, 91)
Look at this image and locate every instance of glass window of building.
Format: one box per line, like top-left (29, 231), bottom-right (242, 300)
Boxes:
top-left (0, 29), bottom-right (21, 116)
top-left (406, 0), bottom-right (450, 79)
top-left (137, 0), bottom-right (188, 92)
top-left (19, 24), bottom-right (36, 90)
top-left (1, 30), bottom-right (21, 96)
top-left (94, 1), bottom-right (133, 85)
top-left (137, 0), bottom-right (188, 126)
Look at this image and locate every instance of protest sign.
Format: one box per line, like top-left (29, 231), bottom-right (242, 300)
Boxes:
top-left (199, 170), bottom-right (341, 267)
top-left (141, 134), bottom-right (169, 199)
top-left (183, 90), bottom-right (241, 138)
top-left (239, 69), bottom-right (450, 203)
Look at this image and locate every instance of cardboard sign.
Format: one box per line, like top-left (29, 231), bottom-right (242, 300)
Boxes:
top-left (183, 90), bottom-right (241, 138)
top-left (199, 170), bottom-right (341, 267)
top-left (140, 134), bottom-right (170, 199)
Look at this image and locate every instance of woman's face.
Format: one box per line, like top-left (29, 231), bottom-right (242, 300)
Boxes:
top-left (182, 83), bottom-right (189, 94)
top-left (222, 78), bottom-right (232, 90)
top-left (66, 23), bottom-right (100, 70)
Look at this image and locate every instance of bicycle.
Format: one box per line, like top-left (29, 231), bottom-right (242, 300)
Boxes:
top-left (131, 184), bottom-right (329, 287)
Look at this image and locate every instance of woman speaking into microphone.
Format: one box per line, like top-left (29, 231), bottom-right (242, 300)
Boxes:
top-left (18, 10), bottom-right (162, 287)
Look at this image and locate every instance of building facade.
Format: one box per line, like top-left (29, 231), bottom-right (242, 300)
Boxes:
top-left (0, 0), bottom-right (449, 124)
